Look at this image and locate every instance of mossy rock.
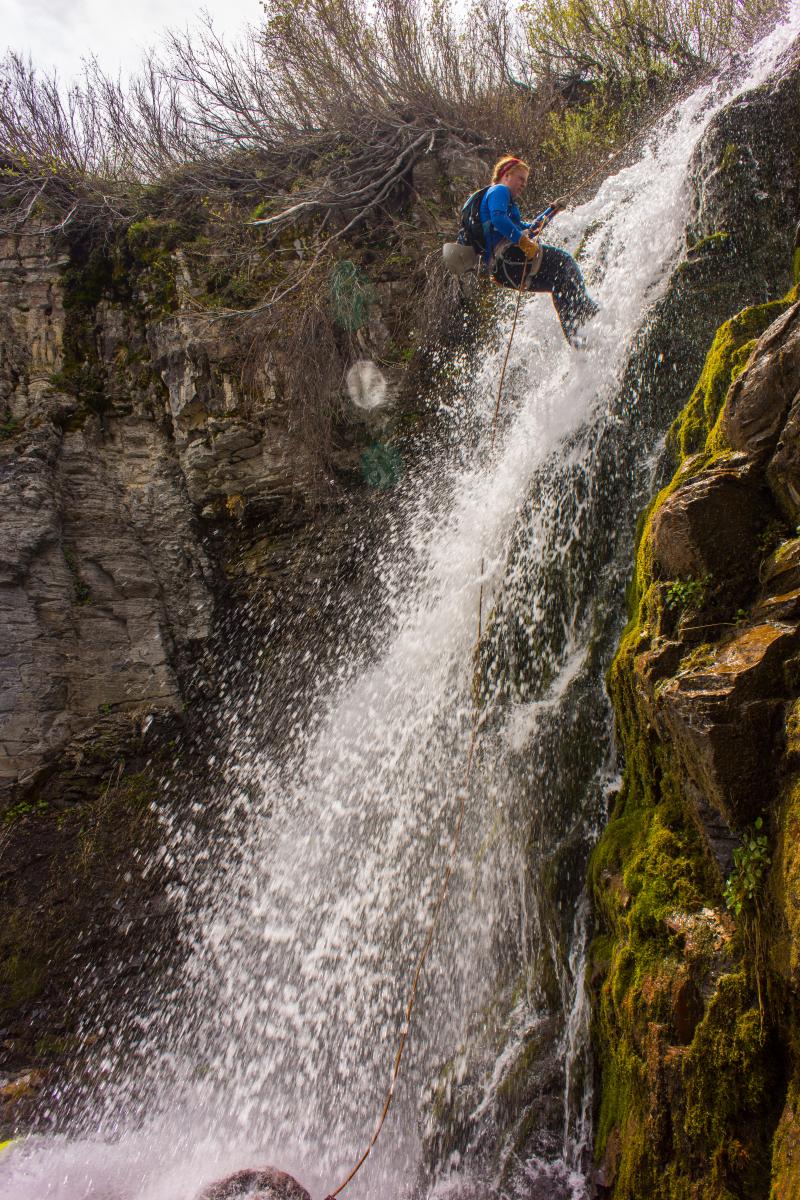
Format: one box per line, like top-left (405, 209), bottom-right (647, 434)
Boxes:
top-left (667, 285), bottom-right (800, 462)
top-left (771, 1082), bottom-right (800, 1200)
top-left (592, 271), bottom-right (800, 1198)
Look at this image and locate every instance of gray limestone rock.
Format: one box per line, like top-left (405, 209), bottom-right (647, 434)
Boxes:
top-left (0, 230), bottom-right (215, 801)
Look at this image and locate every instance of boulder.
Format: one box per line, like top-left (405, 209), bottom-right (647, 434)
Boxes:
top-left (722, 300), bottom-right (800, 458)
top-left (649, 457), bottom-right (770, 585)
top-left (767, 383), bottom-right (800, 521)
top-left (657, 621), bottom-right (799, 824)
top-left (760, 538), bottom-right (800, 596)
top-left (198, 1167), bottom-right (311, 1200)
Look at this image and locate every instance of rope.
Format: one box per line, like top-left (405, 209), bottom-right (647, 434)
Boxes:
top-left (325, 257), bottom-right (531, 1200)
top-left (477, 258), bottom-right (531, 633)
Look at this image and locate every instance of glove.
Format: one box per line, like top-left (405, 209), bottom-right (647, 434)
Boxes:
top-left (518, 234), bottom-right (541, 259)
top-left (551, 196), bottom-right (568, 212)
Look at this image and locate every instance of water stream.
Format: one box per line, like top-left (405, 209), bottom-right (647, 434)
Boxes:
top-left (5, 11), bottom-right (800, 1198)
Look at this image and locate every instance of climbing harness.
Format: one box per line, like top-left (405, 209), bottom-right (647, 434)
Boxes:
top-left (325, 261), bottom-right (530, 1199)
top-left (443, 191), bottom-right (555, 279)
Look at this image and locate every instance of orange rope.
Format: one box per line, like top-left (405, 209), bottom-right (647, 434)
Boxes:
top-left (326, 258), bottom-right (531, 1199)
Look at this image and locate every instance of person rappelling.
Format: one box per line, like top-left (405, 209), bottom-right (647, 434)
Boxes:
top-left (443, 155), bottom-right (598, 348)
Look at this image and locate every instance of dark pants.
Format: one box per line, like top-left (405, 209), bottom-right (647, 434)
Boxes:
top-left (493, 244), bottom-right (598, 341)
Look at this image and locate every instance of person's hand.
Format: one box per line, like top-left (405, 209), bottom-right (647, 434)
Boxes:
top-left (518, 234), bottom-right (540, 259)
top-left (551, 196), bottom-right (568, 212)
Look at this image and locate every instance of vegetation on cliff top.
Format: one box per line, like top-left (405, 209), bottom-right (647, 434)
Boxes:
top-left (0, 0), bottom-right (782, 257)
top-left (0, 0), bottom-right (782, 486)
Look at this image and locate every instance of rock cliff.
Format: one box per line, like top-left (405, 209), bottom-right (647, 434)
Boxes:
top-left (0, 230), bottom-right (215, 799)
top-left (3, 30), bottom-right (800, 1195)
top-left (591, 231), bottom-right (800, 1199)
top-left (0, 132), bottom-right (493, 805)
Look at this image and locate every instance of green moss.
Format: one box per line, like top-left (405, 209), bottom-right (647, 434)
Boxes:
top-left (720, 143), bottom-right (744, 173)
top-left (56, 236), bottom-right (120, 413)
top-left (621, 279), bottom-right (800, 657)
top-left (591, 736), bottom-right (778, 1195)
top-left (0, 415), bottom-right (20, 440)
top-left (793, 246), bottom-right (800, 287)
top-left (684, 973), bottom-right (769, 1138)
top-left (62, 240), bottom-right (117, 313)
top-left (200, 269), bottom-right (263, 310)
top-left (590, 733), bottom-right (713, 1173)
top-left (1, 950), bottom-right (44, 1008)
top-left (124, 218), bottom-right (186, 317)
top-left (676, 643), bottom-right (714, 675)
top-left (667, 286), bottom-right (798, 461)
top-left (771, 1081), bottom-right (800, 1200)
top-left (3, 797), bottom-right (48, 824)
top-left (34, 1032), bottom-right (77, 1059)
top-left (771, 778), bottom-right (800, 990)
top-left (687, 231), bottom-right (731, 255)
top-left (63, 547), bottom-right (91, 606)
top-left (126, 216), bottom-right (190, 261)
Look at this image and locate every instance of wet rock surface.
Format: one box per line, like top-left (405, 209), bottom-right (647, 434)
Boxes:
top-left (424, 47), bottom-right (800, 1195)
top-left (629, 293), bottom-right (800, 836)
top-left (722, 300), bottom-right (800, 460)
top-left (199, 1167), bottom-right (311, 1200)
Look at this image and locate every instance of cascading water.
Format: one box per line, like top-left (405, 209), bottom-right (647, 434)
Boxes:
top-left (5, 12), bottom-right (800, 1198)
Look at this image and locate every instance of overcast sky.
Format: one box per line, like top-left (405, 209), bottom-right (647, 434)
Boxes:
top-left (3, 0), bottom-right (262, 82)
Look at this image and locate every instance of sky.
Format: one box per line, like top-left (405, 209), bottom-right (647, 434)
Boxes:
top-left (3, 0), bottom-right (262, 82)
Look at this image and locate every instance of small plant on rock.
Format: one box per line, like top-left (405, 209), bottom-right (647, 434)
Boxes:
top-left (665, 575), bottom-right (709, 611)
top-left (758, 518), bottom-right (788, 558)
top-left (724, 816), bottom-right (770, 1020)
top-left (723, 817), bottom-right (770, 918)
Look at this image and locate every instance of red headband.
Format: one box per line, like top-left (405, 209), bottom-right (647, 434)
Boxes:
top-left (498, 158), bottom-right (523, 179)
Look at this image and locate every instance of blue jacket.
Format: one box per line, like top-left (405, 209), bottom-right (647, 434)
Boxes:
top-left (479, 184), bottom-right (555, 262)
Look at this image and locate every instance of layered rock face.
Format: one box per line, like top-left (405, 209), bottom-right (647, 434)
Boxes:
top-left (592, 262), bottom-right (800, 1195)
top-left (0, 182), bottom-right (446, 801)
top-left (0, 230), bottom-right (217, 800)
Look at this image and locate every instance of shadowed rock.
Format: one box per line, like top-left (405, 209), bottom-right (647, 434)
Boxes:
top-left (657, 621), bottom-right (798, 825)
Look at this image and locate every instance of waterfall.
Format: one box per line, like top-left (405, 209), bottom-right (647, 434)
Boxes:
top-left (5, 11), bottom-right (800, 1198)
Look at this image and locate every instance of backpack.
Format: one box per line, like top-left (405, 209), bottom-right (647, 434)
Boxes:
top-left (458, 186), bottom-right (490, 253)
